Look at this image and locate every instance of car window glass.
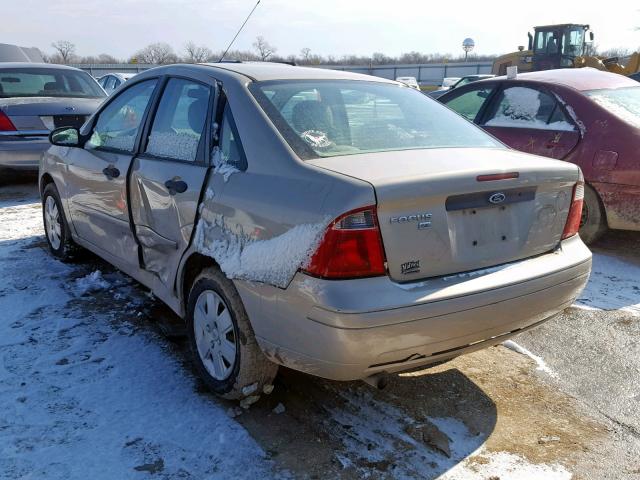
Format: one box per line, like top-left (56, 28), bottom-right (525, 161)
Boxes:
top-left (106, 76), bottom-right (116, 91)
top-left (146, 78), bottom-right (211, 162)
top-left (251, 80), bottom-right (501, 159)
top-left (217, 104), bottom-right (247, 170)
top-left (484, 86), bottom-right (575, 131)
top-left (86, 79), bottom-right (157, 152)
top-left (113, 79), bottom-right (121, 89)
top-left (445, 87), bottom-right (494, 121)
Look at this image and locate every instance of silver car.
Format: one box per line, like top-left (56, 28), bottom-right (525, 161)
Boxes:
top-left (0, 63), bottom-right (106, 173)
top-left (40, 63), bottom-right (591, 399)
top-left (97, 72), bottom-right (137, 95)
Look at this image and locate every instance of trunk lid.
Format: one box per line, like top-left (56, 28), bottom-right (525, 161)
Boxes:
top-left (308, 147), bottom-right (579, 282)
top-left (0, 97), bottom-right (103, 131)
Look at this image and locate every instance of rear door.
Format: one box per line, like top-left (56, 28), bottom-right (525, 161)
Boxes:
top-left (129, 76), bottom-right (215, 287)
top-left (480, 84), bottom-right (580, 160)
top-left (65, 78), bottom-right (158, 265)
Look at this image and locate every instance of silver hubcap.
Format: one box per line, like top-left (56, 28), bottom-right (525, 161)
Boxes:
top-left (44, 196), bottom-right (62, 250)
top-left (194, 290), bottom-right (237, 381)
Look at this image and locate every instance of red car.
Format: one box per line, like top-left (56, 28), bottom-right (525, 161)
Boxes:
top-left (439, 68), bottom-right (640, 243)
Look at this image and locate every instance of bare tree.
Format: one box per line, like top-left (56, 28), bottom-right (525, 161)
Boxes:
top-left (184, 42), bottom-right (213, 63)
top-left (132, 42), bottom-right (179, 64)
top-left (252, 36), bottom-right (277, 61)
top-left (51, 40), bottom-right (76, 64)
top-left (300, 47), bottom-right (311, 62)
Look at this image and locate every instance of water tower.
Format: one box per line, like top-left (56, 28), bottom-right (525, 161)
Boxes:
top-left (462, 38), bottom-right (475, 62)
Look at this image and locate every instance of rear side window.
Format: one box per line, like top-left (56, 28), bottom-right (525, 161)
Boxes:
top-left (445, 87), bottom-right (494, 121)
top-left (145, 78), bottom-right (211, 162)
top-left (86, 79), bottom-right (157, 152)
top-left (217, 104), bottom-right (247, 170)
top-left (484, 86), bottom-right (575, 131)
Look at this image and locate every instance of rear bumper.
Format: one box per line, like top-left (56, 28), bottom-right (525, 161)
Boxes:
top-left (238, 235), bottom-right (592, 381)
top-left (0, 136), bottom-right (49, 170)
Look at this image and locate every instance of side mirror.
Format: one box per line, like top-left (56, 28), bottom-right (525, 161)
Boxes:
top-left (49, 127), bottom-right (80, 147)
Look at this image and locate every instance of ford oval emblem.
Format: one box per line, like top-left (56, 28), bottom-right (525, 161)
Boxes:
top-left (65, 106), bottom-right (75, 112)
top-left (489, 192), bottom-right (506, 204)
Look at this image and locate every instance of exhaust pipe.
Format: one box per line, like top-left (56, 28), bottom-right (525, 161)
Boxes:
top-left (363, 373), bottom-right (388, 390)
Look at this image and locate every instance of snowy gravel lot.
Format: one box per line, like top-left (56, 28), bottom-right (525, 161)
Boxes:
top-left (1, 179), bottom-right (638, 479)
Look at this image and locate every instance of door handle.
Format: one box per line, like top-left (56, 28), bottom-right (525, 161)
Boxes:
top-left (164, 179), bottom-right (188, 195)
top-left (102, 165), bottom-right (120, 179)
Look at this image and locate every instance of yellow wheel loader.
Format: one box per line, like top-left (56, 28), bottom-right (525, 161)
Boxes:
top-left (492, 24), bottom-right (640, 77)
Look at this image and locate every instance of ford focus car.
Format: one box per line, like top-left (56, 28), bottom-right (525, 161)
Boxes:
top-left (0, 63), bottom-right (106, 174)
top-left (438, 68), bottom-right (640, 243)
top-left (40, 63), bottom-right (591, 399)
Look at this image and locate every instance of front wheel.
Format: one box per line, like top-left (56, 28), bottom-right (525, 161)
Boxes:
top-left (186, 267), bottom-right (278, 400)
top-left (42, 183), bottom-right (79, 261)
top-left (579, 184), bottom-right (607, 245)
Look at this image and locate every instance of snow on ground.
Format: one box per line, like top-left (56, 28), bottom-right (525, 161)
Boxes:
top-left (502, 340), bottom-right (557, 377)
top-left (0, 194), bottom-right (277, 479)
top-left (575, 252), bottom-right (640, 315)
top-left (327, 387), bottom-right (571, 479)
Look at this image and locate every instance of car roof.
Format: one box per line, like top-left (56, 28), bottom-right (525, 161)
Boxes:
top-left (198, 62), bottom-right (397, 83)
top-left (0, 62), bottom-right (86, 72)
top-left (491, 68), bottom-right (638, 91)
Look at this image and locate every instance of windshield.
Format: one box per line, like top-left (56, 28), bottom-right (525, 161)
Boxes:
top-left (0, 67), bottom-right (105, 99)
top-left (585, 87), bottom-right (640, 128)
top-left (250, 80), bottom-right (501, 159)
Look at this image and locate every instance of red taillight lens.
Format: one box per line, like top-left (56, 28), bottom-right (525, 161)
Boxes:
top-left (562, 173), bottom-right (585, 240)
top-left (0, 111), bottom-right (16, 132)
top-left (304, 206), bottom-right (387, 279)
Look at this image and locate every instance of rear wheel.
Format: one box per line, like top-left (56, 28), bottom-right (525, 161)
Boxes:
top-left (42, 183), bottom-right (79, 261)
top-left (186, 267), bottom-right (278, 400)
top-left (579, 184), bottom-right (607, 245)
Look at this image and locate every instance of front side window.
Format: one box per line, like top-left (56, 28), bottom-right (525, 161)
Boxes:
top-left (484, 86), bottom-right (575, 131)
top-left (534, 31), bottom-right (559, 55)
top-left (445, 87), bottom-right (495, 121)
top-left (0, 68), bottom-right (105, 98)
top-left (86, 79), bottom-right (157, 152)
top-left (586, 87), bottom-right (640, 128)
top-left (250, 80), bottom-right (501, 160)
top-left (145, 78), bottom-right (211, 162)
top-left (562, 29), bottom-right (585, 57)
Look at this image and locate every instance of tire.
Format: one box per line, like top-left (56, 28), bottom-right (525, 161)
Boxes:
top-left (42, 183), bottom-right (79, 261)
top-left (579, 184), bottom-right (607, 245)
top-left (186, 267), bottom-right (278, 400)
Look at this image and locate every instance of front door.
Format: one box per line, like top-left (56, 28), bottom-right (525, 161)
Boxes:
top-left (480, 85), bottom-right (580, 160)
top-left (66, 79), bottom-right (158, 265)
top-left (129, 77), bottom-right (215, 288)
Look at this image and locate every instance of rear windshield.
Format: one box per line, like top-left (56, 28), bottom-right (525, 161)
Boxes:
top-left (249, 80), bottom-right (501, 159)
top-left (585, 87), bottom-right (640, 128)
top-left (0, 67), bottom-right (106, 99)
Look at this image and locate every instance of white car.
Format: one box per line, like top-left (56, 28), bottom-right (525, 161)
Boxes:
top-left (395, 76), bottom-right (420, 90)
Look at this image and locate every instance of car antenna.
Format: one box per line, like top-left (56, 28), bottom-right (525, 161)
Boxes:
top-left (219, 0), bottom-right (261, 62)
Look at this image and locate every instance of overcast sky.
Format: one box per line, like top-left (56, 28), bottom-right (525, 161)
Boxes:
top-left (4, 0), bottom-right (640, 59)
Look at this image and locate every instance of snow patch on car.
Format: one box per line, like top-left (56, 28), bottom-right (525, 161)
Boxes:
top-left (212, 146), bottom-right (240, 183)
top-left (553, 93), bottom-right (586, 137)
top-left (146, 131), bottom-right (200, 162)
top-left (194, 214), bottom-right (327, 288)
top-left (485, 87), bottom-right (576, 132)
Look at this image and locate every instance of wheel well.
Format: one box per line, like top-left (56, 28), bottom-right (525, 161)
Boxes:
top-left (181, 253), bottom-right (219, 307)
top-left (40, 173), bottom-right (55, 195)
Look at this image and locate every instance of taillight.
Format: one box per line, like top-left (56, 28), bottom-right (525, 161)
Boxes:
top-left (304, 206), bottom-right (387, 279)
top-left (561, 171), bottom-right (585, 240)
top-left (0, 111), bottom-right (16, 132)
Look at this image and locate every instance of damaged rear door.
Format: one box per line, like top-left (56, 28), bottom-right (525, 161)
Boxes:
top-left (129, 75), bottom-right (217, 287)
